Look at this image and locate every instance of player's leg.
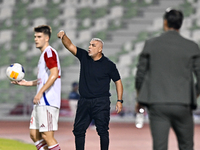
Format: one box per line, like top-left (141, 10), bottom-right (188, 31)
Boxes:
top-left (92, 97), bottom-right (110, 150)
top-left (37, 106), bottom-right (61, 150)
top-left (41, 131), bottom-right (60, 150)
top-left (171, 105), bottom-right (194, 150)
top-left (30, 130), bottom-right (48, 150)
top-left (148, 105), bottom-right (171, 150)
top-left (73, 98), bottom-right (92, 150)
top-left (30, 129), bottom-right (42, 142)
top-left (29, 106), bottom-right (48, 150)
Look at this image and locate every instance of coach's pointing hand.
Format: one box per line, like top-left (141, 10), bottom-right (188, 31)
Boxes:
top-left (57, 30), bottom-right (65, 39)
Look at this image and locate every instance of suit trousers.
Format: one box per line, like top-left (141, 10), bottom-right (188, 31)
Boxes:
top-left (73, 97), bottom-right (110, 150)
top-left (148, 104), bottom-right (194, 150)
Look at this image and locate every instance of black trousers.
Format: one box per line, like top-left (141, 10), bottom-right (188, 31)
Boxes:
top-left (148, 104), bottom-right (194, 150)
top-left (73, 97), bottom-right (110, 150)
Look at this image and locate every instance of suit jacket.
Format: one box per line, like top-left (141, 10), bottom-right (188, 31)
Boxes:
top-left (135, 30), bottom-right (200, 109)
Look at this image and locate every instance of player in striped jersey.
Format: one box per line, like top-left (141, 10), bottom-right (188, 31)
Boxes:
top-left (12, 25), bottom-right (61, 150)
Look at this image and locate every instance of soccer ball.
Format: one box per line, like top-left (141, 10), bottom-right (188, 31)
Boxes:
top-left (6, 63), bottom-right (25, 81)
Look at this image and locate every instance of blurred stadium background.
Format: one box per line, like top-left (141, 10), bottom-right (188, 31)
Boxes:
top-left (0, 0), bottom-right (200, 121)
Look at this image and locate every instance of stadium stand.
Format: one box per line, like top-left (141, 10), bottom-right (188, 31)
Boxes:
top-left (2, 0), bottom-right (200, 117)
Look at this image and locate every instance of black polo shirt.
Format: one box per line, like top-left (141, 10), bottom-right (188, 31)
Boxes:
top-left (75, 47), bottom-right (121, 99)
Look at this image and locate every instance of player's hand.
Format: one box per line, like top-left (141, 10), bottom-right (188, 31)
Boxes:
top-left (11, 79), bottom-right (26, 86)
top-left (57, 30), bottom-right (65, 39)
top-left (33, 92), bottom-right (42, 105)
top-left (116, 102), bottom-right (123, 113)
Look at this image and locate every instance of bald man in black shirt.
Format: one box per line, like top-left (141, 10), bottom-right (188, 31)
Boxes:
top-left (57, 32), bottom-right (123, 150)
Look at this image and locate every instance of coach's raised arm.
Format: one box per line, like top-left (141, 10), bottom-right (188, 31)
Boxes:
top-left (57, 30), bottom-right (77, 56)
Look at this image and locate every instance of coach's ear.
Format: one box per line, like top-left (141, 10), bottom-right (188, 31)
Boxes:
top-left (98, 47), bottom-right (102, 53)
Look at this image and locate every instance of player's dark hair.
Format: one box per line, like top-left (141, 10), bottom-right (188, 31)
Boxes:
top-left (163, 8), bottom-right (183, 30)
top-left (34, 25), bottom-right (52, 39)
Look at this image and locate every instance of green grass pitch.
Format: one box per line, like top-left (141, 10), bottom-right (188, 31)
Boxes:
top-left (0, 138), bottom-right (35, 150)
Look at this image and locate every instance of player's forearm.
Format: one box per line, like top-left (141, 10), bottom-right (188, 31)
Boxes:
top-left (115, 79), bottom-right (123, 100)
top-left (31, 80), bottom-right (38, 86)
top-left (38, 72), bottom-right (58, 95)
top-left (19, 79), bottom-right (37, 86)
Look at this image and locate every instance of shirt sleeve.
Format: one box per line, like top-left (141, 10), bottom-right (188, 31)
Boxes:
top-left (75, 47), bottom-right (88, 61)
top-left (44, 49), bottom-right (58, 69)
top-left (109, 63), bottom-right (121, 82)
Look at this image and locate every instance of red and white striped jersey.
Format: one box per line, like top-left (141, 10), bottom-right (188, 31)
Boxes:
top-left (37, 46), bottom-right (61, 108)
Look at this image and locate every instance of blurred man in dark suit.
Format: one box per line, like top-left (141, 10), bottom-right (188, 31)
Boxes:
top-left (135, 8), bottom-right (200, 150)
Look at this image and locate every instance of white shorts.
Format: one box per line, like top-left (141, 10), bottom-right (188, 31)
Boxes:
top-left (29, 105), bottom-right (59, 132)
